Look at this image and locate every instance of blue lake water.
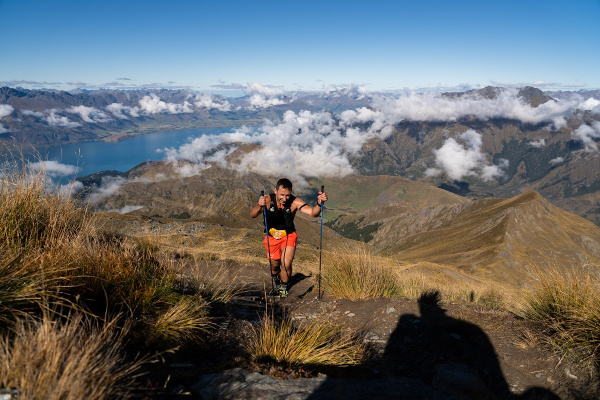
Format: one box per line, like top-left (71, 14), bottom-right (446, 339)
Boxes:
top-left (29, 126), bottom-right (237, 179)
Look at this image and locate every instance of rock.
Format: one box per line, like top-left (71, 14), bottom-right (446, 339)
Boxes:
top-left (193, 368), bottom-right (461, 399)
top-left (432, 363), bottom-right (493, 399)
top-left (385, 306), bottom-right (396, 314)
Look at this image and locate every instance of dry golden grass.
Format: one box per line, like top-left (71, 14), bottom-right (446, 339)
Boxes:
top-left (153, 296), bottom-right (214, 344)
top-left (246, 311), bottom-right (364, 366)
top-left (319, 245), bottom-right (510, 310)
top-left (320, 244), bottom-right (401, 300)
top-left (0, 312), bottom-right (145, 400)
top-left (520, 264), bottom-right (600, 362)
top-left (0, 158), bottom-right (221, 343)
top-left (393, 264), bottom-right (511, 310)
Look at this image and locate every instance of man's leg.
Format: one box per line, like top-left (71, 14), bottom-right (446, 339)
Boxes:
top-left (279, 246), bottom-right (296, 285)
top-left (264, 235), bottom-right (283, 289)
top-left (279, 233), bottom-right (298, 294)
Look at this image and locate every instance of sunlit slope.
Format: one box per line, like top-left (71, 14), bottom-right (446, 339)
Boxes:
top-left (365, 191), bottom-right (600, 284)
top-left (310, 174), bottom-right (468, 220)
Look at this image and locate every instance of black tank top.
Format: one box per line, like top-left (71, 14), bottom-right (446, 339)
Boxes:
top-left (264, 193), bottom-right (296, 234)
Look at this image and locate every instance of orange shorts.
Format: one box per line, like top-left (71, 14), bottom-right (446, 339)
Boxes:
top-left (264, 232), bottom-right (297, 260)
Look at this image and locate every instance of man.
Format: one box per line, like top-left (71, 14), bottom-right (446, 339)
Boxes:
top-left (250, 178), bottom-right (327, 298)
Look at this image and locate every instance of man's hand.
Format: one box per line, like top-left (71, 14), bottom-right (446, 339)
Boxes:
top-left (257, 195), bottom-right (268, 207)
top-left (317, 191), bottom-right (328, 206)
top-left (250, 194), bottom-right (270, 218)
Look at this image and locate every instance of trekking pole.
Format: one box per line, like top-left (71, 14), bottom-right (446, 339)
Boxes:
top-left (261, 191), bottom-right (275, 295)
top-left (318, 185), bottom-right (324, 300)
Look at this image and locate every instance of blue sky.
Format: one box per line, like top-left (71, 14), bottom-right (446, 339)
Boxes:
top-left (1, 0), bottom-right (599, 93)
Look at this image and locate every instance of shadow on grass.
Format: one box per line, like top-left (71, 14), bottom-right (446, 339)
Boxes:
top-left (307, 290), bottom-right (559, 400)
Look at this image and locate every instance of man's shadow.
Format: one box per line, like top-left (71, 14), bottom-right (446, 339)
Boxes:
top-left (308, 290), bottom-right (559, 399)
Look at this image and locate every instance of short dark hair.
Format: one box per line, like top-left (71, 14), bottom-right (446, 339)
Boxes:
top-left (276, 178), bottom-right (292, 191)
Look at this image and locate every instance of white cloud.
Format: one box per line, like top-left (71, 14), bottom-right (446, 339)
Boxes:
top-left (28, 161), bottom-right (82, 177)
top-left (21, 109), bottom-right (45, 117)
top-left (87, 176), bottom-right (129, 204)
top-left (194, 94), bottom-right (231, 111)
top-left (66, 105), bottom-right (112, 123)
top-left (431, 129), bottom-right (508, 181)
top-left (45, 109), bottom-right (81, 128)
top-left (370, 88), bottom-right (587, 129)
top-left (58, 181), bottom-right (84, 197)
top-left (105, 103), bottom-right (141, 118)
top-left (138, 94), bottom-right (194, 114)
top-left (571, 122), bottom-right (600, 151)
top-left (580, 98), bottom-right (600, 112)
top-left (0, 104), bottom-right (14, 133)
top-left (244, 82), bottom-right (287, 108)
top-left (549, 157), bottom-right (564, 165)
top-left (0, 104), bottom-right (13, 119)
top-left (106, 205), bottom-right (144, 214)
top-left (529, 139), bottom-right (546, 148)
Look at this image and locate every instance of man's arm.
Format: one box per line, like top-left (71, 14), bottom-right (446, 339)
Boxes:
top-left (250, 194), bottom-right (269, 218)
top-left (297, 191), bottom-right (328, 217)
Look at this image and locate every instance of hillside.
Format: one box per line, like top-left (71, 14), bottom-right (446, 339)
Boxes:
top-left (332, 191), bottom-right (600, 285)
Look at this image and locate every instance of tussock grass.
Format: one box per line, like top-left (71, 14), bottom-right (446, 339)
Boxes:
top-left (0, 312), bottom-right (145, 400)
top-left (520, 264), bottom-right (600, 362)
top-left (246, 312), bottom-right (364, 366)
top-left (321, 245), bottom-right (401, 300)
top-left (0, 159), bottom-right (215, 343)
top-left (154, 296), bottom-right (213, 344)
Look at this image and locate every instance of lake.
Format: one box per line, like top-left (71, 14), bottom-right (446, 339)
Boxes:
top-left (28, 126), bottom-right (237, 180)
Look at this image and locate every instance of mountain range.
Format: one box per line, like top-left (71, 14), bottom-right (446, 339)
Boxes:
top-left (2, 85), bottom-right (599, 227)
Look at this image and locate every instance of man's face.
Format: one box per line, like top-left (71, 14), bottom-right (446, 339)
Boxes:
top-left (275, 186), bottom-right (291, 206)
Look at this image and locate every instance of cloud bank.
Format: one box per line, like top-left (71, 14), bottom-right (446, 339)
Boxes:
top-left (370, 89), bottom-right (584, 128)
top-left (137, 94), bottom-right (194, 114)
top-left (105, 103), bottom-right (141, 118)
top-left (45, 109), bottom-right (81, 128)
top-left (66, 105), bottom-right (112, 123)
top-left (194, 94), bottom-right (231, 111)
top-left (162, 109), bottom-right (394, 187)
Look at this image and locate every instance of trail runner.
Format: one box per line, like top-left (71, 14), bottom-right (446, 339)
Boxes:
top-left (250, 178), bottom-right (327, 298)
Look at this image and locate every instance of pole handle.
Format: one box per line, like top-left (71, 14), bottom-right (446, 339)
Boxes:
top-left (320, 185), bottom-right (324, 193)
top-left (260, 190), bottom-right (264, 197)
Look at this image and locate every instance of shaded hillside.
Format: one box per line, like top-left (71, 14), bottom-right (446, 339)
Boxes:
top-left (332, 191), bottom-right (600, 285)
